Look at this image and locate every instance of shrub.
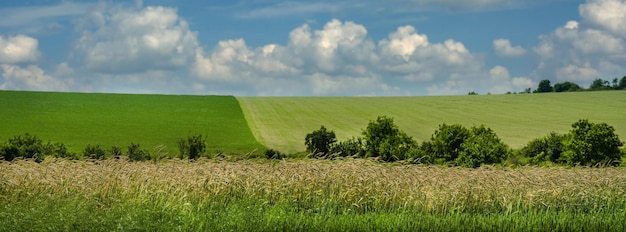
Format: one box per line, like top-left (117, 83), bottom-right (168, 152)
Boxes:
top-left (0, 133), bottom-right (75, 162)
top-left (520, 132), bottom-right (566, 164)
top-left (110, 146), bottom-right (123, 159)
top-left (362, 116), bottom-right (416, 162)
top-left (330, 137), bottom-right (364, 157)
top-left (83, 144), bottom-right (106, 160)
top-left (178, 134), bottom-right (206, 160)
top-left (264, 149), bottom-right (283, 159)
top-left (430, 124), bottom-right (470, 162)
top-left (127, 143), bottom-right (150, 161)
top-left (456, 125), bottom-right (509, 168)
top-left (305, 126), bottom-right (337, 157)
top-left (561, 119), bottom-right (623, 166)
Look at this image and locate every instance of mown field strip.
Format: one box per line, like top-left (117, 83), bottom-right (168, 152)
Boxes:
top-left (239, 91), bottom-right (626, 153)
top-left (0, 91), bottom-right (265, 154)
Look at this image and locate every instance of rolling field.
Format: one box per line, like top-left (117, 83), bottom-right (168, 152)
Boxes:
top-left (0, 91), bottom-right (265, 155)
top-left (239, 91), bottom-right (626, 153)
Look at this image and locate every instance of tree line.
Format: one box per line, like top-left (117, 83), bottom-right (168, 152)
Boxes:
top-left (535, 76), bottom-right (626, 93)
top-left (304, 116), bottom-right (625, 168)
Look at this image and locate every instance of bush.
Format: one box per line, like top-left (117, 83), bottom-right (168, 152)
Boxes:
top-left (83, 144), bottom-right (106, 160)
top-left (562, 119), bottom-right (624, 166)
top-left (305, 126), bottom-right (337, 157)
top-left (456, 125), bottom-right (509, 168)
top-left (520, 132), bottom-right (566, 164)
top-left (110, 146), bottom-right (123, 159)
top-left (0, 133), bottom-right (75, 162)
top-left (178, 134), bottom-right (207, 160)
top-left (127, 143), bottom-right (150, 161)
top-left (362, 116), bottom-right (416, 162)
top-left (431, 124), bottom-right (470, 162)
top-left (264, 149), bottom-right (283, 159)
top-left (330, 137), bottom-right (364, 157)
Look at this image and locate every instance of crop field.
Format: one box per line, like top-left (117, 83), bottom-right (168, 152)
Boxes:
top-left (1, 158), bottom-right (625, 231)
top-left (0, 91), bottom-right (265, 155)
top-left (239, 91), bottom-right (626, 153)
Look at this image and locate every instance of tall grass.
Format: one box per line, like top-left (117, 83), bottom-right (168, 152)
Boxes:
top-left (1, 158), bottom-right (625, 231)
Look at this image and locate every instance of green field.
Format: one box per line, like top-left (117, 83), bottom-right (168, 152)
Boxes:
top-left (239, 91), bottom-right (626, 153)
top-left (0, 91), bottom-right (265, 155)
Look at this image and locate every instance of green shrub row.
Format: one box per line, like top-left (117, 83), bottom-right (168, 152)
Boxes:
top-left (305, 117), bottom-right (625, 167)
top-left (0, 134), bottom-right (209, 162)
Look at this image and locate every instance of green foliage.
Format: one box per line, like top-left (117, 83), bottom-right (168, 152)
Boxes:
top-left (562, 119), bottom-right (624, 166)
top-left (362, 116), bottom-right (416, 162)
top-left (618, 76), bottom-right (626, 90)
top-left (330, 137), bottom-right (364, 157)
top-left (178, 134), bottom-right (206, 160)
top-left (127, 143), bottom-right (150, 161)
top-left (83, 144), bottom-right (106, 160)
top-left (554, 81), bottom-right (582, 92)
top-left (110, 146), bottom-right (123, 159)
top-left (0, 133), bottom-right (75, 162)
top-left (431, 123), bottom-right (470, 162)
top-left (536, 80), bottom-right (553, 93)
top-left (589, 79), bottom-right (611, 91)
top-left (305, 126), bottom-right (337, 156)
top-left (456, 125), bottom-right (509, 168)
top-left (264, 149), bottom-right (283, 159)
top-left (520, 132), bottom-right (566, 164)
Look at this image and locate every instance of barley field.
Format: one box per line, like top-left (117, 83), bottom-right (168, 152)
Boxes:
top-left (2, 158), bottom-right (625, 231)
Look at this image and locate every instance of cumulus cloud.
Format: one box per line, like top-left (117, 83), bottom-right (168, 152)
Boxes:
top-left (1, 64), bottom-right (69, 91)
top-left (533, 0), bottom-right (626, 85)
top-left (0, 35), bottom-right (40, 64)
top-left (76, 5), bottom-right (200, 74)
top-left (493, 39), bottom-right (526, 57)
top-left (579, 0), bottom-right (626, 37)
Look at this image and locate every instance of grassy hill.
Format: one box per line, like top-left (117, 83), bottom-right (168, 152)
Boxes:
top-left (238, 91), bottom-right (626, 153)
top-left (0, 91), bottom-right (265, 155)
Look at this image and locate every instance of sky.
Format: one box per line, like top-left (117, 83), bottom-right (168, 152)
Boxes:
top-left (0, 0), bottom-right (625, 96)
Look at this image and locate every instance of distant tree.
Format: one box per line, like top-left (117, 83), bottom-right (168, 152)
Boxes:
top-left (537, 80), bottom-right (553, 93)
top-left (522, 88), bottom-right (531, 94)
top-left (468, 91), bottom-right (478, 95)
top-left (618, 76), bottom-right (626, 90)
top-left (612, 78), bottom-right (619, 89)
top-left (589, 78), bottom-right (611, 90)
top-left (554, 81), bottom-right (582, 92)
top-left (305, 126), bottom-right (337, 156)
top-left (456, 125), bottom-right (509, 168)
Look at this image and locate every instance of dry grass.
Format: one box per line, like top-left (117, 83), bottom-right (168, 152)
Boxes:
top-left (2, 158), bottom-right (626, 215)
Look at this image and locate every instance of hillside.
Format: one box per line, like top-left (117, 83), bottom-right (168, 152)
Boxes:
top-left (0, 91), bottom-right (265, 155)
top-left (238, 91), bottom-right (626, 153)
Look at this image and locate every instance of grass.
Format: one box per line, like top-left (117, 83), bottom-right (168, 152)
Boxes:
top-left (0, 91), bottom-right (265, 155)
top-left (1, 158), bottom-right (625, 231)
top-left (238, 91), bottom-right (626, 153)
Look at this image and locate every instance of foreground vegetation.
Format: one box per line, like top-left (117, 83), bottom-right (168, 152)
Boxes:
top-left (1, 159), bottom-right (625, 231)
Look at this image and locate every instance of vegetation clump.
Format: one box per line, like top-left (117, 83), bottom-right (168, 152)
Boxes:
top-left (304, 126), bottom-right (337, 158)
top-left (0, 133), bottom-right (75, 162)
top-left (178, 134), bottom-right (207, 160)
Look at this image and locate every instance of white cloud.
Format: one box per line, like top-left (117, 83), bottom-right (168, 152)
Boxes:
top-left (0, 35), bottom-right (40, 64)
top-left (533, 3), bottom-right (626, 86)
top-left (76, 5), bottom-right (200, 74)
top-left (493, 39), bottom-right (526, 57)
top-left (1, 64), bottom-right (69, 91)
top-left (579, 0), bottom-right (626, 37)
top-left (0, 2), bottom-right (93, 27)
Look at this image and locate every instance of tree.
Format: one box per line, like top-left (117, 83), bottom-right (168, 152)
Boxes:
top-left (618, 76), bottom-right (626, 90)
top-left (362, 116), bottom-right (416, 161)
top-left (431, 124), bottom-right (470, 162)
top-left (456, 125), bottom-right (509, 168)
top-left (589, 78), bottom-right (611, 91)
top-left (305, 126), bottom-right (337, 156)
top-left (536, 80), bottom-right (553, 93)
top-left (554, 81), bottom-right (581, 92)
top-left (178, 134), bottom-right (206, 160)
top-left (562, 119), bottom-right (623, 166)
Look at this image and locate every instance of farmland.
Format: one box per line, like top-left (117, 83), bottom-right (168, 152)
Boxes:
top-left (0, 91), bottom-right (265, 155)
top-left (1, 158), bottom-right (625, 231)
top-left (239, 91), bottom-right (626, 153)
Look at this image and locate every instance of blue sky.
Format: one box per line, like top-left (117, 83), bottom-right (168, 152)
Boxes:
top-left (1, 0), bottom-right (625, 96)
